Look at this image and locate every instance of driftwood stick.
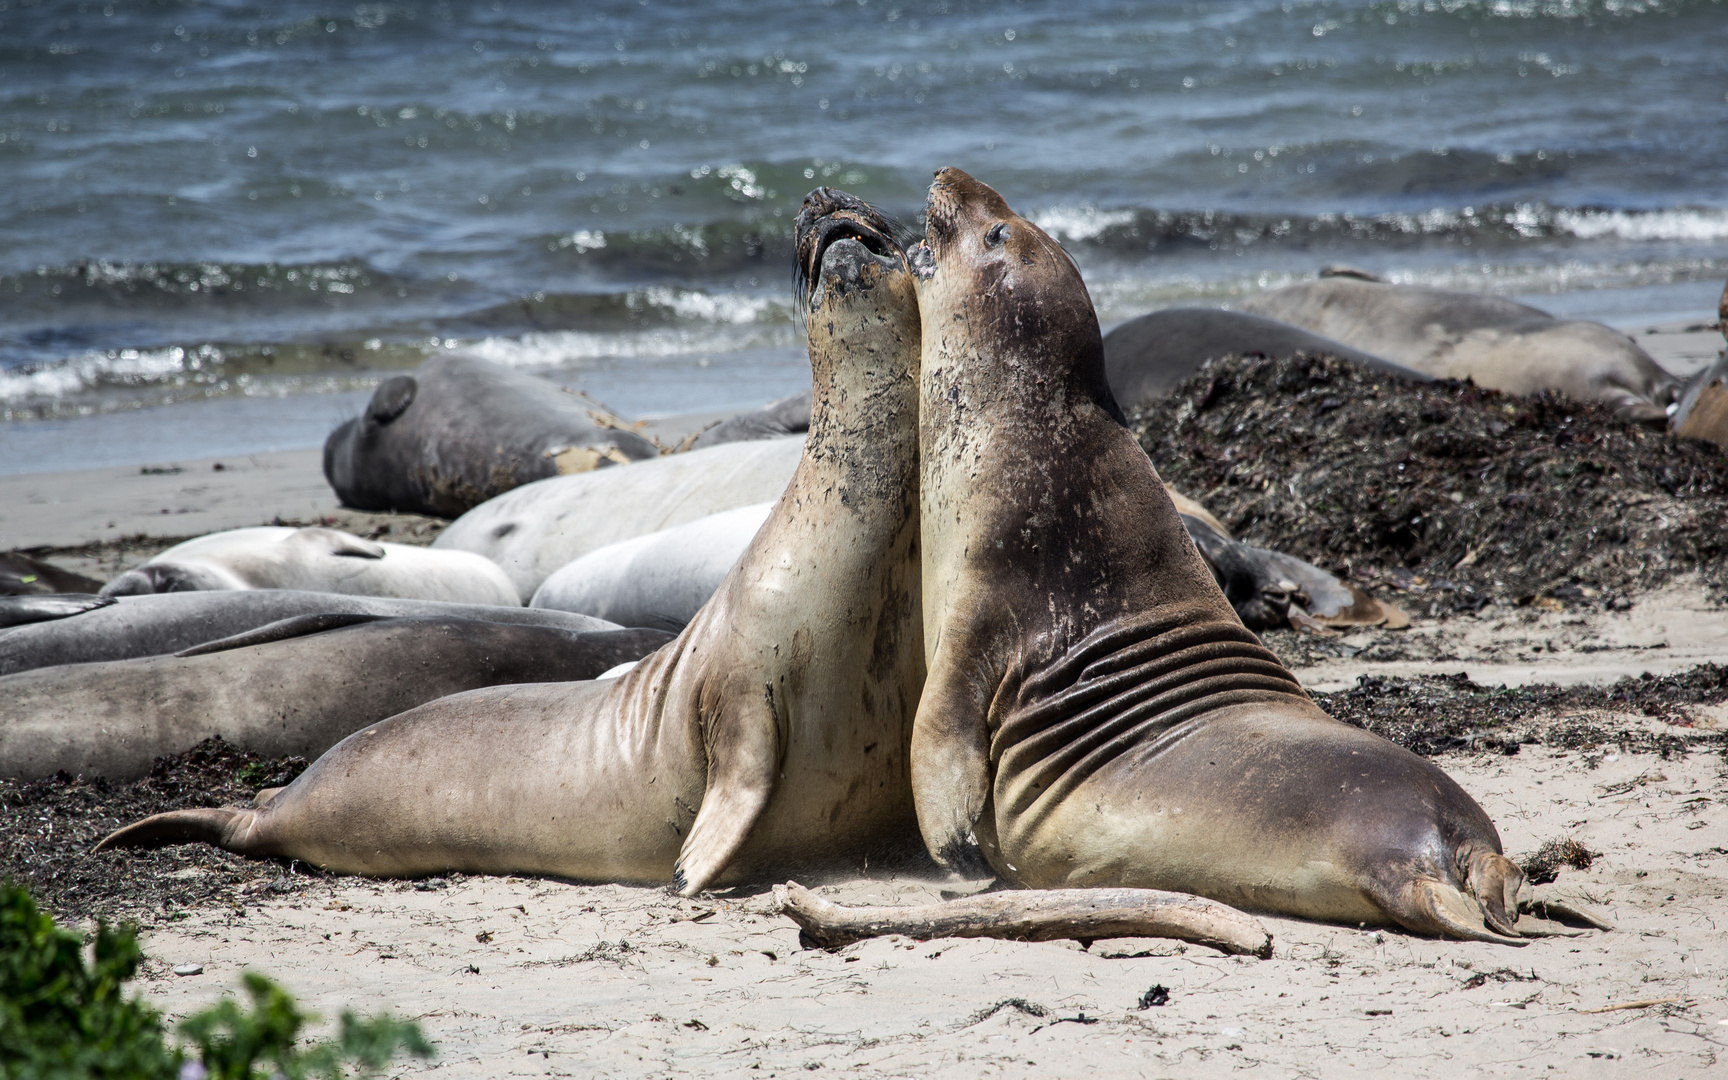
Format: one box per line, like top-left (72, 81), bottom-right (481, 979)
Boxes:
top-left (774, 882), bottom-right (1273, 959)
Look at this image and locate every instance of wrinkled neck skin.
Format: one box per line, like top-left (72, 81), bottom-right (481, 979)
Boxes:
top-left (910, 168), bottom-right (1312, 877)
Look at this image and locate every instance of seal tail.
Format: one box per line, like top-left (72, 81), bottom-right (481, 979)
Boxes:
top-left (94, 807), bottom-right (261, 855)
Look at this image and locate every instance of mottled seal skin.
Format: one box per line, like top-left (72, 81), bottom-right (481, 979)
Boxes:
top-left (0, 591), bottom-right (620, 677)
top-left (907, 168), bottom-right (1526, 942)
top-left (1103, 307), bottom-right (1427, 411)
top-left (1, 618), bottom-right (670, 782)
top-left (102, 189), bottom-right (928, 896)
top-left (434, 436), bottom-right (805, 602)
top-left (1237, 274), bottom-right (1681, 423)
top-left (323, 354), bottom-right (660, 518)
top-left (100, 526), bottom-right (519, 607)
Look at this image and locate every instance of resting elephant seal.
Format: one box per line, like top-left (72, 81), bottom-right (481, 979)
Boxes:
top-left (1102, 307), bottom-right (1426, 411)
top-left (0, 591), bottom-right (619, 677)
top-left (906, 168), bottom-right (1527, 942)
top-left (1, 552), bottom-right (106, 597)
top-left (686, 391), bottom-right (812, 450)
top-left (102, 188), bottom-right (928, 895)
top-left (1237, 271), bottom-right (1681, 423)
top-left (101, 526), bottom-right (519, 607)
top-left (323, 354), bottom-right (660, 517)
top-left (433, 436), bottom-right (806, 601)
top-left (2, 617), bottom-right (668, 781)
top-left (529, 503), bottom-right (775, 631)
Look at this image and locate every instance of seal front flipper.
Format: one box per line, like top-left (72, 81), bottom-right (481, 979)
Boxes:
top-left (173, 611), bottom-right (390, 656)
top-left (672, 684), bottom-right (783, 896)
top-left (909, 640), bottom-right (995, 878)
top-left (0, 594), bottom-right (115, 629)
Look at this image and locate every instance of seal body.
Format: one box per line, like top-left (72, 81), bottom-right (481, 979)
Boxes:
top-left (0, 591), bottom-right (619, 677)
top-left (323, 354), bottom-right (659, 517)
top-left (1102, 307), bottom-right (1424, 411)
top-left (529, 503), bottom-right (774, 632)
top-left (100, 526), bottom-right (519, 607)
top-left (687, 391), bottom-right (812, 450)
top-left (102, 190), bottom-right (928, 895)
top-left (1238, 275), bottom-right (1681, 422)
top-left (434, 436), bottom-right (805, 601)
top-left (0, 618), bottom-right (669, 781)
top-left (908, 168), bottom-right (1526, 942)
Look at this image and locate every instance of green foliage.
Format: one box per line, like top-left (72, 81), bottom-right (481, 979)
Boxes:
top-left (0, 881), bottom-right (433, 1080)
top-left (0, 879), bottom-right (179, 1079)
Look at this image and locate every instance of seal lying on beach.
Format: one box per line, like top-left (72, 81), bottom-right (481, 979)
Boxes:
top-left (100, 526), bottom-right (519, 607)
top-left (101, 188), bottom-right (928, 894)
top-left (1102, 307), bottom-right (1426, 412)
top-left (0, 591), bottom-right (620, 677)
top-left (1, 617), bottom-right (668, 781)
top-left (686, 391), bottom-right (812, 450)
top-left (0, 552), bottom-right (106, 597)
top-left (323, 354), bottom-right (660, 517)
top-left (906, 168), bottom-right (1527, 942)
top-left (1237, 270), bottom-right (1682, 423)
top-left (433, 436), bottom-right (806, 601)
top-left (1180, 514), bottom-right (1408, 632)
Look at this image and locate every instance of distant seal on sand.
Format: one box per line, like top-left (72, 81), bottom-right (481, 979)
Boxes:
top-left (0, 591), bottom-right (620, 677)
top-left (1102, 307), bottom-right (1426, 411)
top-left (906, 168), bottom-right (1529, 941)
top-left (101, 526), bottom-right (519, 607)
top-left (687, 391), bottom-right (812, 450)
top-left (1, 552), bottom-right (107, 597)
top-left (323, 354), bottom-right (660, 518)
top-left (434, 436), bottom-right (806, 601)
top-left (102, 188), bottom-right (928, 895)
top-left (530, 503), bottom-right (774, 631)
top-left (1237, 271), bottom-right (1682, 423)
top-left (2, 617), bottom-right (669, 781)
top-left (1179, 514), bottom-right (1407, 632)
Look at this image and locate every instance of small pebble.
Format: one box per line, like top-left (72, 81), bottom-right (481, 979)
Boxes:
top-left (172, 963), bottom-right (204, 977)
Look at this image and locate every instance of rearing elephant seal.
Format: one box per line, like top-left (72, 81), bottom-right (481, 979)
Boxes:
top-left (907, 168), bottom-right (1528, 942)
top-left (102, 188), bottom-right (926, 896)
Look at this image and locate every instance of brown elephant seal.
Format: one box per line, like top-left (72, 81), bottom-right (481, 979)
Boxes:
top-left (1237, 272), bottom-right (1681, 423)
top-left (323, 354), bottom-right (661, 517)
top-left (906, 168), bottom-right (1527, 943)
top-left (1, 617), bottom-right (669, 781)
top-left (102, 188), bottom-right (927, 896)
top-left (1102, 307), bottom-right (1426, 411)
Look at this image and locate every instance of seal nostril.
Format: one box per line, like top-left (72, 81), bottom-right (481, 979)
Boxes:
top-left (985, 223), bottom-right (1011, 247)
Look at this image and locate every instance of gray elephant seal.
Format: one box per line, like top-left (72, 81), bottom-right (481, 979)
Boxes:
top-left (686, 390), bottom-right (812, 450)
top-left (1, 618), bottom-right (669, 782)
top-left (907, 168), bottom-right (1527, 942)
top-left (1237, 272), bottom-right (1681, 423)
top-left (0, 591), bottom-right (620, 677)
top-left (323, 354), bottom-right (660, 517)
top-left (1103, 307), bottom-right (1426, 411)
top-left (102, 188), bottom-right (928, 896)
top-left (101, 526), bottom-right (519, 606)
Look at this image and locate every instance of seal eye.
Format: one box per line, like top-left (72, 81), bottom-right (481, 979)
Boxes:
top-left (985, 223), bottom-right (1010, 248)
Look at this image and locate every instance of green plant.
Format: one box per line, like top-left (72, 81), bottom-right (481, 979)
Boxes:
top-left (0, 881), bottom-right (433, 1080)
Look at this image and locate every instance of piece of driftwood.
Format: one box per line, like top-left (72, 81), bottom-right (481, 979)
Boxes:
top-left (774, 882), bottom-right (1274, 959)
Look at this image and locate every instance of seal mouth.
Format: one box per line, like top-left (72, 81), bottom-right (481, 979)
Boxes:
top-left (794, 187), bottom-right (900, 301)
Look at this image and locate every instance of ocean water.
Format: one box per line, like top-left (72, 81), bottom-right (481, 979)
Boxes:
top-left (3, 0), bottom-right (1726, 471)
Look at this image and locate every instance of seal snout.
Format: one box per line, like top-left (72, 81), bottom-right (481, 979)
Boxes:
top-left (794, 187), bottom-right (902, 303)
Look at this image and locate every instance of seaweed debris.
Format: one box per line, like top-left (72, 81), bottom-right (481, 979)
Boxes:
top-left (1131, 354), bottom-right (1728, 617)
top-left (0, 737), bottom-right (308, 925)
top-left (1312, 666), bottom-right (1728, 758)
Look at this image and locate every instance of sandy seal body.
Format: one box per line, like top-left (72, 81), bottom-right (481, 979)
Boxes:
top-left (101, 526), bottom-right (519, 606)
top-left (323, 354), bottom-right (660, 517)
top-left (907, 168), bottom-right (1526, 942)
top-left (102, 189), bottom-right (928, 895)
top-left (1237, 273), bottom-right (1681, 422)
top-left (1, 617), bottom-right (668, 781)
top-left (0, 591), bottom-right (619, 677)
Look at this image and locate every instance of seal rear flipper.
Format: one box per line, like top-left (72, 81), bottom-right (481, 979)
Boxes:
top-left (672, 689), bottom-right (783, 897)
top-left (1395, 878), bottom-right (1528, 945)
top-left (173, 611), bottom-right (391, 656)
top-left (94, 807), bottom-right (262, 855)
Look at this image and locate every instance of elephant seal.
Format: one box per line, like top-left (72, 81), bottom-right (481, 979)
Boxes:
top-left (101, 526), bottom-right (519, 606)
top-left (2, 617), bottom-right (669, 781)
top-left (906, 168), bottom-right (1528, 942)
top-left (323, 354), bottom-right (660, 518)
top-left (102, 187), bottom-right (928, 896)
top-left (1, 552), bottom-right (107, 596)
top-left (686, 390), bottom-right (812, 450)
top-left (434, 436), bottom-right (806, 601)
top-left (1237, 272), bottom-right (1682, 423)
top-left (0, 591), bottom-right (619, 677)
top-left (1180, 515), bottom-right (1407, 632)
top-left (530, 502), bottom-right (774, 631)
top-left (1103, 307), bottom-right (1426, 411)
